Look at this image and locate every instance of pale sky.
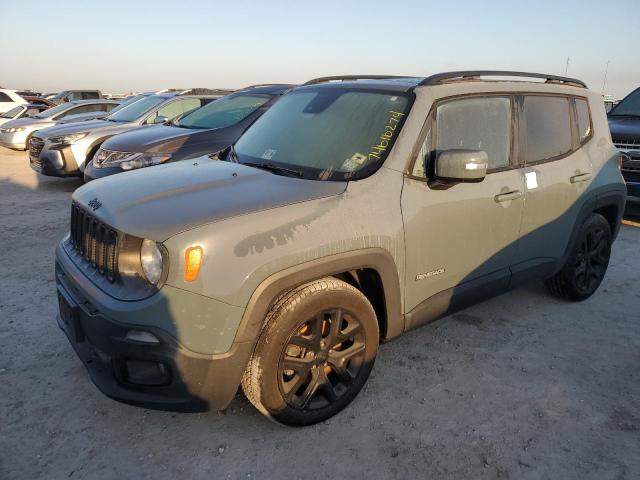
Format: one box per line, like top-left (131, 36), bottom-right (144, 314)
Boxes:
top-left (2, 0), bottom-right (639, 99)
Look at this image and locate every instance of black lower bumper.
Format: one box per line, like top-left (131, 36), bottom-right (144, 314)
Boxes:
top-left (55, 260), bottom-right (251, 412)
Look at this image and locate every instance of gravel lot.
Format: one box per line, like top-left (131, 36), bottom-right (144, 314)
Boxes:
top-left (1, 147), bottom-right (639, 480)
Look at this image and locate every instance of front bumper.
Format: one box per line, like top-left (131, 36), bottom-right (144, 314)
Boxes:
top-left (55, 243), bottom-right (253, 412)
top-left (30, 141), bottom-right (84, 177)
top-left (0, 131), bottom-right (28, 150)
top-left (83, 160), bottom-right (122, 182)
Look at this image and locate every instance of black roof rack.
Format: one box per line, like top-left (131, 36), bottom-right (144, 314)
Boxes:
top-left (419, 70), bottom-right (587, 88)
top-left (303, 75), bottom-right (412, 86)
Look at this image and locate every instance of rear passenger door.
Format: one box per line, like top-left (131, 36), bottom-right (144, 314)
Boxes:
top-left (512, 95), bottom-right (593, 277)
top-left (402, 95), bottom-right (525, 321)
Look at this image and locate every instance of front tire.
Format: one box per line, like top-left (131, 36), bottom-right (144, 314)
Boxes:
top-left (241, 277), bottom-right (379, 426)
top-left (545, 213), bottom-right (612, 301)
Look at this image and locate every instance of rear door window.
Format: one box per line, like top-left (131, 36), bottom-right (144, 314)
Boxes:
top-left (0, 92), bottom-right (12, 102)
top-left (82, 92), bottom-right (100, 99)
top-left (522, 96), bottom-right (572, 163)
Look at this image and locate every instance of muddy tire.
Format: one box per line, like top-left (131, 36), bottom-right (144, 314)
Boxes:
top-left (545, 213), bottom-right (612, 301)
top-left (241, 277), bottom-right (379, 426)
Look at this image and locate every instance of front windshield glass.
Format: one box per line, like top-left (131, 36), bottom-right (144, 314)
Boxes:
top-left (107, 94), bottom-right (148, 114)
top-left (1, 106), bottom-right (24, 118)
top-left (106, 95), bottom-right (166, 122)
top-left (233, 88), bottom-right (410, 181)
top-left (175, 94), bottom-right (270, 129)
top-left (34, 102), bottom-right (74, 118)
top-left (610, 88), bottom-right (640, 116)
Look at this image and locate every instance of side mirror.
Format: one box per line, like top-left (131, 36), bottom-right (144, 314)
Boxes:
top-left (153, 115), bottom-right (169, 125)
top-left (435, 149), bottom-right (488, 182)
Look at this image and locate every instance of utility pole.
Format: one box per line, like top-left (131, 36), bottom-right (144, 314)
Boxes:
top-left (601, 60), bottom-right (610, 94)
top-left (564, 57), bottom-right (570, 75)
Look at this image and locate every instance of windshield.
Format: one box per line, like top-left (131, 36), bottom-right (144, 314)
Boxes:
top-left (610, 88), bottom-right (640, 116)
top-left (175, 93), bottom-right (270, 129)
top-left (34, 102), bottom-right (74, 118)
top-left (1, 106), bottom-right (24, 118)
top-left (106, 95), bottom-right (166, 122)
top-left (233, 88), bottom-right (411, 181)
top-left (107, 94), bottom-right (148, 114)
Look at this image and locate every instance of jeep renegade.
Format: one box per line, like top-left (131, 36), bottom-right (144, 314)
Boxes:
top-left (55, 71), bottom-right (626, 426)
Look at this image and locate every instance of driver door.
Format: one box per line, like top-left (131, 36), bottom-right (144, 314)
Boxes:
top-left (401, 95), bottom-right (525, 328)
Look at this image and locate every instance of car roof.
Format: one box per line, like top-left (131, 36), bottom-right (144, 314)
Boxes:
top-left (68, 99), bottom-right (120, 105)
top-left (236, 84), bottom-right (296, 95)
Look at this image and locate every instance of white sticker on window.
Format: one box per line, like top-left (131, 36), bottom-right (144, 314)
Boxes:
top-left (261, 149), bottom-right (277, 160)
top-left (525, 171), bottom-right (538, 190)
top-left (342, 152), bottom-right (367, 171)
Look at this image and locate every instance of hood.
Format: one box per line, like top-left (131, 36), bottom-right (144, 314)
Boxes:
top-left (73, 158), bottom-right (347, 240)
top-left (608, 115), bottom-right (640, 138)
top-left (34, 119), bottom-right (113, 138)
top-left (0, 116), bottom-right (51, 129)
top-left (100, 124), bottom-right (236, 155)
top-left (57, 112), bottom-right (109, 124)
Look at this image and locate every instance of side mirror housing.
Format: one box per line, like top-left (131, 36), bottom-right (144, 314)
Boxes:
top-left (435, 149), bottom-right (488, 182)
top-left (153, 115), bottom-right (169, 125)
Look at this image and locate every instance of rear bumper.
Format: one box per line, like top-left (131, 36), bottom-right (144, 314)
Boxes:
top-left (55, 243), bottom-right (253, 412)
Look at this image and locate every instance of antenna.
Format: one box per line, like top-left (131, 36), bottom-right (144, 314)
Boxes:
top-left (601, 60), bottom-right (610, 94)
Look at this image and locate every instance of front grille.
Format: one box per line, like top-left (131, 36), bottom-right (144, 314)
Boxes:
top-left (613, 135), bottom-right (640, 153)
top-left (29, 137), bottom-right (44, 158)
top-left (70, 203), bottom-right (119, 282)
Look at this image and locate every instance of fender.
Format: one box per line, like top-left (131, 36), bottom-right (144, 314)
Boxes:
top-left (231, 248), bottom-right (404, 348)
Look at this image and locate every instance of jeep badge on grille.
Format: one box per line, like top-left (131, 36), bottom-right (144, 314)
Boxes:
top-left (88, 198), bottom-right (102, 211)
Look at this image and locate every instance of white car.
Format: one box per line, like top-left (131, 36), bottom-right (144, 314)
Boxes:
top-left (0, 89), bottom-right (27, 114)
top-left (0, 104), bottom-right (51, 127)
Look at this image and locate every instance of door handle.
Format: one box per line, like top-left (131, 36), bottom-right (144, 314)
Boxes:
top-left (494, 190), bottom-right (522, 203)
top-left (570, 172), bottom-right (592, 183)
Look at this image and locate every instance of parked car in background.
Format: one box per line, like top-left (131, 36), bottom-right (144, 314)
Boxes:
top-left (86, 84), bottom-right (293, 180)
top-left (49, 90), bottom-right (102, 105)
top-left (22, 96), bottom-right (56, 107)
top-left (0, 103), bottom-right (51, 127)
top-left (0, 100), bottom-right (120, 150)
top-left (56, 72), bottom-right (625, 425)
top-left (0, 89), bottom-right (27, 114)
top-left (30, 92), bottom-right (225, 177)
top-left (16, 90), bottom-right (43, 97)
top-left (608, 86), bottom-right (640, 207)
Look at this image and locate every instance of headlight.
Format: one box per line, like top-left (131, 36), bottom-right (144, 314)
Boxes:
top-left (93, 149), bottom-right (171, 170)
top-left (3, 127), bottom-right (26, 133)
top-left (140, 239), bottom-right (163, 285)
top-left (48, 132), bottom-right (88, 145)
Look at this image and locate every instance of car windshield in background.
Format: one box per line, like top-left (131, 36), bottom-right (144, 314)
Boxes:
top-left (107, 94), bottom-right (148, 114)
top-left (1, 106), bottom-right (24, 118)
top-left (34, 102), bottom-right (74, 118)
top-left (106, 95), bottom-right (166, 122)
top-left (175, 94), bottom-right (270, 130)
top-left (233, 88), bottom-right (410, 181)
top-left (610, 88), bottom-right (640, 116)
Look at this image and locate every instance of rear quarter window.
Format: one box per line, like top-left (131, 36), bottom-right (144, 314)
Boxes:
top-left (575, 98), bottom-right (592, 143)
top-left (522, 95), bottom-right (572, 163)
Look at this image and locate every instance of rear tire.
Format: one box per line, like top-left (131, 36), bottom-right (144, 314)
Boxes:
top-left (241, 277), bottom-right (379, 426)
top-left (545, 213), bottom-right (612, 301)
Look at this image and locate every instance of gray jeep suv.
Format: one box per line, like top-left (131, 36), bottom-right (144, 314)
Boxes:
top-left (55, 71), bottom-right (626, 426)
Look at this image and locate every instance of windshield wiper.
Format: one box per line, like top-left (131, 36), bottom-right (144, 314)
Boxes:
top-left (609, 113), bottom-right (640, 118)
top-left (242, 161), bottom-right (304, 177)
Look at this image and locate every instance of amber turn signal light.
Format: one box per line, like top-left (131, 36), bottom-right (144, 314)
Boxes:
top-left (184, 246), bottom-right (203, 282)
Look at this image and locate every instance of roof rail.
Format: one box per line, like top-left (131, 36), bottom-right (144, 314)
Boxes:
top-left (303, 75), bottom-right (411, 86)
top-left (177, 88), bottom-right (235, 96)
top-left (242, 83), bottom-right (295, 89)
top-left (419, 70), bottom-right (587, 88)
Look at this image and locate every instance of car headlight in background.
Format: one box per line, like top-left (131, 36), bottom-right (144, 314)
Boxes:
top-left (93, 148), bottom-right (171, 170)
top-left (49, 132), bottom-right (88, 145)
top-left (140, 239), bottom-right (164, 285)
top-left (2, 127), bottom-right (27, 133)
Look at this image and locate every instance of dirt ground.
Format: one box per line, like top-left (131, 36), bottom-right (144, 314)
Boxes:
top-left (1, 146), bottom-right (639, 480)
